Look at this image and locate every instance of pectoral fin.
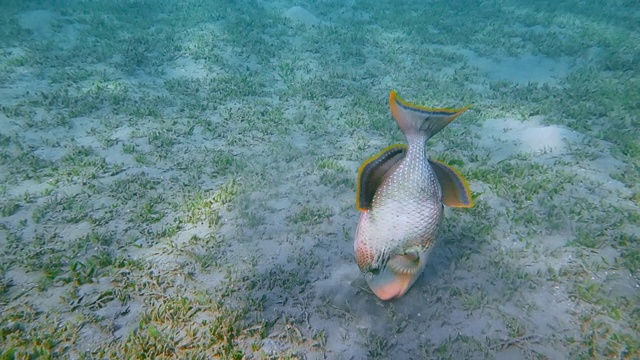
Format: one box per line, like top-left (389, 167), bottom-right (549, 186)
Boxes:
top-left (356, 144), bottom-right (406, 211)
top-left (387, 250), bottom-right (421, 275)
top-left (429, 159), bottom-right (474, 208)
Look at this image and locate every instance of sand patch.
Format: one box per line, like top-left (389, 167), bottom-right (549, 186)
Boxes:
top-left (163, 56), bottom-right (210, 80)
top-left (476, 116), bottom-right (632, 199)
top-left (16, 9), bottom-right (84, 51)
top-left (283, 6), bottom-right (322, 27)
top-left (471, 53), bottom-right (571, 85)
top-left (17, 10), bottom-right (58, 38)
top-left (477, 116), bottom-right (581, 163)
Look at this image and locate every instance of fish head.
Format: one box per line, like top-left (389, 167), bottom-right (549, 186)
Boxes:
top-left (355, 241), bottom-right (427, 300)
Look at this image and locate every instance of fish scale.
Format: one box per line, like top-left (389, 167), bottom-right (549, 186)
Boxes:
top-left (356, 134), bottom-right (442, 272)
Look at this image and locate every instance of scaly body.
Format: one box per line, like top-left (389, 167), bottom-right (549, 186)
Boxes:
top-left (354, 90), bottom-right (473, 300)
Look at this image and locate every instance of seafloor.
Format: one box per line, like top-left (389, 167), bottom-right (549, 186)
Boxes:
top-left (0, 0), bottom-right (638, 359)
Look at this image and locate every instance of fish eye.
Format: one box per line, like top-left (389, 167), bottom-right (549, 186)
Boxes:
top-left (369, 267), bottom-right (380, 275)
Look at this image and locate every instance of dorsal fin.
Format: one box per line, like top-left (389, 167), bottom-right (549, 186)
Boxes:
top-left (356, 144), bottom-right (407, 211)
top-left (428, 159), bottom-right (474, 208)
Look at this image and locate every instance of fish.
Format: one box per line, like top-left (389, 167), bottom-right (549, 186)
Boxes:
top-left (354, 90), bottom-right (474, 300)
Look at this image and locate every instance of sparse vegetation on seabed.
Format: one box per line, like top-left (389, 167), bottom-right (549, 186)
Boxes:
top-left (0, 0), bottom-right (638, 358)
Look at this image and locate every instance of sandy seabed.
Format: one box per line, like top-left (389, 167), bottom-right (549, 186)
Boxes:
top-left (0, 0), bottom-right (638, 359)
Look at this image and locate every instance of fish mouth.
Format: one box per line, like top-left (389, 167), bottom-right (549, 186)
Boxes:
top-left (365, 252), bottom-right (427, 300)
top-left (367, 270), bottom-right (419, 300)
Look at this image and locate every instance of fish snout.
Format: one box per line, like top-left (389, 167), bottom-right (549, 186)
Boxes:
top-left (366, 266), bottom-right (422, 300)
top-left (365, 251), bottom-right (428, 300)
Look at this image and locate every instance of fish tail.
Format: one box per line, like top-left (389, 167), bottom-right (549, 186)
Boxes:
top-left (389, 90), bottom-right (470, 140)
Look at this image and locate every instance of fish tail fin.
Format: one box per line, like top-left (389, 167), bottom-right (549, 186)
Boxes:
top-left (389, 90), bottom-right (470, 140)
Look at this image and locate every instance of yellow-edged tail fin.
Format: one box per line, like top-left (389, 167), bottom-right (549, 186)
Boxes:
top-left (389, 90), bottom-right (470, 140)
